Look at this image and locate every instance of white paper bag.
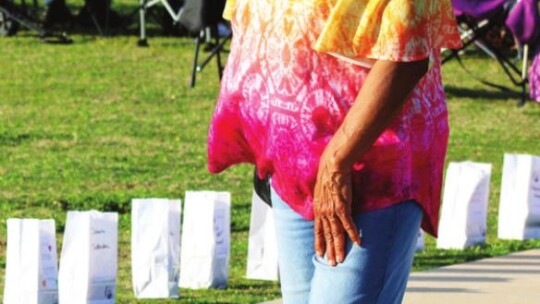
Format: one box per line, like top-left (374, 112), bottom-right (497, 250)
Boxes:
top-left (498, 154), bottom-right (540, 240)
top-left (131, 199), bottom-right (181, 298)
top-left (415, 229), bottom-right (425, 252)
top-left (58, 211), bottom-right (118, 304)
top-left (179, 191), bottom-right (231, 289)
top-left (3, 219), bottom-right (59, 304)
top-left (437, 162), bottom-right (492, 249)
top-left (246, 190), bottom-right (279, 281)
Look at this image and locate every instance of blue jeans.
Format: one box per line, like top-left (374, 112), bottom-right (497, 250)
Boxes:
top-left (271, 188), bottom-right (422, 304)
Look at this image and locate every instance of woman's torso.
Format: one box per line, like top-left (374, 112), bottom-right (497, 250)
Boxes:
top-left (209, 0), bottom-right (451, 236)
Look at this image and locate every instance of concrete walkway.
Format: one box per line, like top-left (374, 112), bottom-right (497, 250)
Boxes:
top-left (262, 249), bottom-right (540, 304)
top-left (403, 249), bottom-right (540, 304)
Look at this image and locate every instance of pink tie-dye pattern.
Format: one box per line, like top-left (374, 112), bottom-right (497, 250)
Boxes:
top-left (208, 0), bottom-right (459, 236)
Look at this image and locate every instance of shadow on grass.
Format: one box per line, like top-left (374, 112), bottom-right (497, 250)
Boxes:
top-left (231, 281), bottom-right (280, 291)
top-left (445, 85), bottom-right (522, 101)
top-left (0, 132), bottom-right (74, 147)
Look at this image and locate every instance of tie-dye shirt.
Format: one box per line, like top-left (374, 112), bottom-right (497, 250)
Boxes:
top-left (208, 0), bottom-right (462, 236)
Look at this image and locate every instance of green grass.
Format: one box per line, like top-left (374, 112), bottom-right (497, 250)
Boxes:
top-left (1, 8), bottom-right (540, 303)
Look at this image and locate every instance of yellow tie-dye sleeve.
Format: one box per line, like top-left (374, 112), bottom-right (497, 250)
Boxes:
top-left (314, 0), bottom-right (462, 62)
top-left (223, 0), bottom-right (235, 21)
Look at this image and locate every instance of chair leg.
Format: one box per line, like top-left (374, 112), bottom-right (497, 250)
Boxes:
top-left (89, 12), bottom-right (103, 36)
top-left (137, 0), bottom-right (148, 46)
top-left (189, 25), bottom-right (231, 88)
top-left (519, 44), bottom-right (530, 107)
top-left (191, 31), bottom-right (203, 88)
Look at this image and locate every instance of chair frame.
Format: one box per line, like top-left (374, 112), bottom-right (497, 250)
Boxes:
top-left (137, 0), bottom-right (230, 88)
top-left (443, 7), bottom-right (531, 106)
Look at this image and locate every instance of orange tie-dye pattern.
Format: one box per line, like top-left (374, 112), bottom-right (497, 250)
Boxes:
top-left (314, 0), bottom-right (462, 61)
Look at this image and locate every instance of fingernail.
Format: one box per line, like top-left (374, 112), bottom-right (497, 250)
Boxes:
top-left (329, 260), bottom-right (336, 266)
top-left (337, 256), bottom-right (344, 263)
top-left (316, 251), bottom-right (323, 257)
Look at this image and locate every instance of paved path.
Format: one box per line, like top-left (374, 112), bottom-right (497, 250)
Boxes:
top-left (403, 249), bottom-right (540, 304)
top-left (261, 249), bottom-right (540, 304)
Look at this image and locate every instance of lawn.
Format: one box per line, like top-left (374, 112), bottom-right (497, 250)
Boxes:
top-left (1, 5), bottom-right (540, 303)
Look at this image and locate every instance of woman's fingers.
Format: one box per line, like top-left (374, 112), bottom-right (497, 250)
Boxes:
top-left (328, 216), bottom-right (346, 263)
top-left (337, 211), bottom-right (362, 247)
top-left (314, 218), bottom-right (326, 257)
top-left (321, 217), bottom-right (336, 266)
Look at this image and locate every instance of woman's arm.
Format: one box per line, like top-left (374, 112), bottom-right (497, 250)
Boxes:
top-left (314, 58), bottom-right (429, 266)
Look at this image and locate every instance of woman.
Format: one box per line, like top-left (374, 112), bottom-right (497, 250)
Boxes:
top-left (208, 0), bottom-right (462, 303)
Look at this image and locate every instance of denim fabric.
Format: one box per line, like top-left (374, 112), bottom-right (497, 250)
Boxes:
top-left (272, 188), bottom-right (422, 304)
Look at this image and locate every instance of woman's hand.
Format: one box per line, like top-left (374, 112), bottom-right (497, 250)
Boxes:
top-left (313, 58), bottom-right (429, 266)
top-left (313, 150), bottom-right (362, 266)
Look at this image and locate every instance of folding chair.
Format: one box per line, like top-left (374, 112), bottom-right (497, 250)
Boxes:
top-left (0, 0), bottom-right (71, 42)
top-left (138, 0), bottom-right (229, 88)
top-left (444, 0), bottom-right (540, 106)
top-left (178, 0), bottom-right (228, 88)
